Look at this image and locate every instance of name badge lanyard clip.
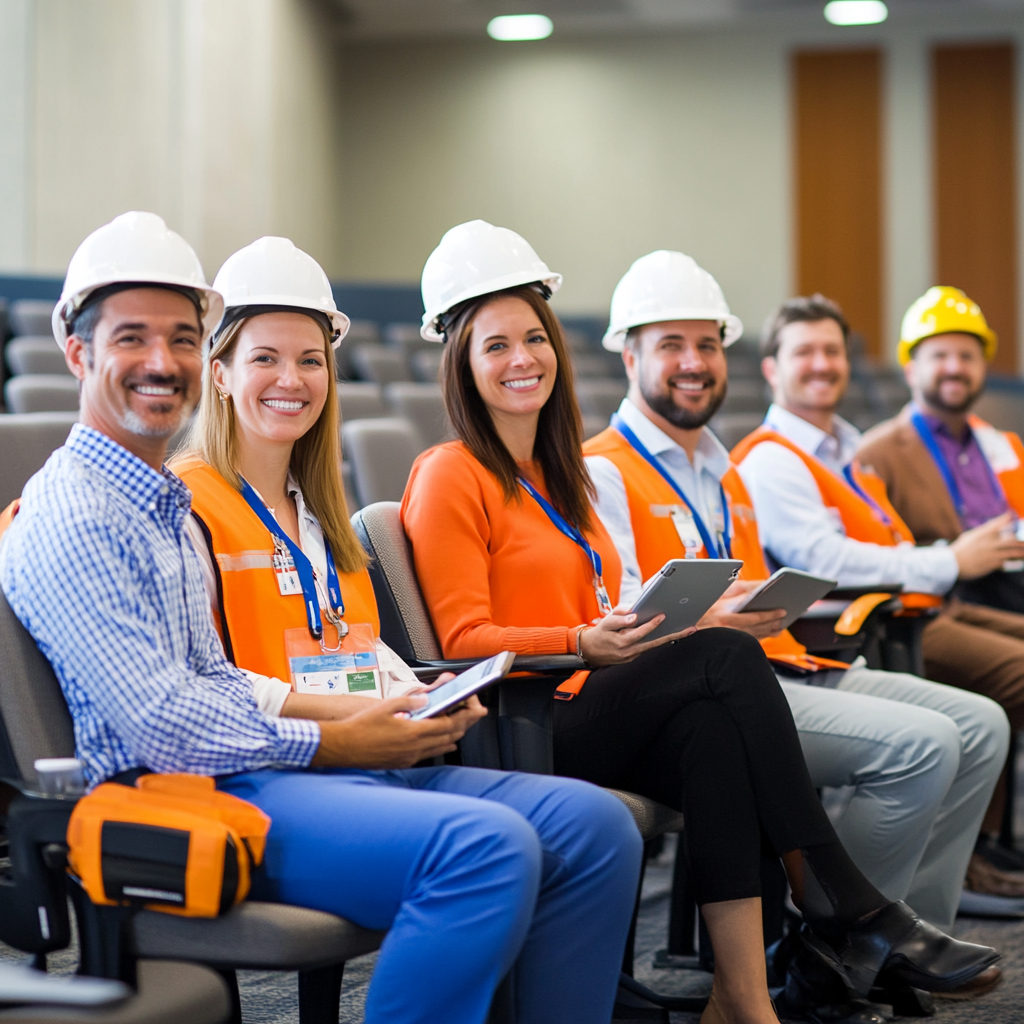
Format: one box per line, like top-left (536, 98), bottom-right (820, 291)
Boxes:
top-left (240, 479), bottom-right (348, 650)
top-left (517, 477), bottom-right (614, 616)
top-left (611, 414), bottom-right (731, 558)
top-left (909, 407), bottom-right (1007, 521)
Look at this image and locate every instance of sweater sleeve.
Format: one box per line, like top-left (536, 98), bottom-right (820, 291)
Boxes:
top-left (402, 448), bottom-right (574, 659)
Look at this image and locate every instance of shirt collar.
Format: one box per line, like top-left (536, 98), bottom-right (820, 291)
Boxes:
top-left (617, 398), bottom-right (732, 482)
top-left (763, 403), bottom-right (861, 469)
top-left (913, 403), bottom-right (971, 445)
top-left (65, 423), bottom-right (191, 518)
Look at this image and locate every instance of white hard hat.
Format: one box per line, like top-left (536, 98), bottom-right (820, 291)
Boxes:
top-left (212, 236), bottom-right (349, 348)
top-left (603, 250), bottom-right (743, 353)
top-left (53, 211), bottom-right (223, 351)
top-left (420, 220), bottom-right (562, 342)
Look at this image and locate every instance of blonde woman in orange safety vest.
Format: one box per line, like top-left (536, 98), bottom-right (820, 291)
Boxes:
top-left (401, 222), bottom-right (998, 1024)
top-left (583, 253), bottom-right (1012, 1018)
top-left (170, 235), bottom-right (651, 1024)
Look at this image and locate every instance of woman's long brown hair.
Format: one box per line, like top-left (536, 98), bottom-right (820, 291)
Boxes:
top-left (440, 285), bottom-right (595, 532)
top-left (175, 314), bottom-right (368, 575)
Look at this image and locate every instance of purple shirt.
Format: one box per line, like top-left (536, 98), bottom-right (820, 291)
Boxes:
top-left (920, 409), bottom-right (1008, 528)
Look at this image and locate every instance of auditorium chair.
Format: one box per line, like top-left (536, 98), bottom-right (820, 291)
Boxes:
top-left (348, 346), bottom-right (413, 386)
top-left (575, 379), bottom-right (627, 421)
top-left (351, 501), bottom-right (707, 1021)
top-left (0, 413), bottom-right (78, 509)
top-left (341, 419), bottom-right (420, 506)
top-left (5, 339), bottom-right (70, 377)
top-left (8, 302), bottom-right (55, 340)
top-left (0, 593), bottom-right (385, 1024)
top-left (336, 381), bottom-right (388, 422)
top-left (383, 382), bottom-right (450, 450)
top-left (4, 377), bottom-right (79, 415)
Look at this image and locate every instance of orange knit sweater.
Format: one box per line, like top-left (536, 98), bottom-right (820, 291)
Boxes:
top-left (401, 441), bottom-right (622, 660)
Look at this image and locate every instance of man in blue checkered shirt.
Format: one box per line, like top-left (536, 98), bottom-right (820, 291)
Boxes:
top-left (0, 213), bottom-right (642, 1024)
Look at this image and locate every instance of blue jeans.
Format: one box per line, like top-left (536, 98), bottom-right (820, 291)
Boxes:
top-left (218, 765), bottom-right (642, 1024)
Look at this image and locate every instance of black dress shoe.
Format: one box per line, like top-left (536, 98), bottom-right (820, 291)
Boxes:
top-left (776, 942), bottom-right (893, 1024)
top-left (801, 901), bottom-right (999, 998)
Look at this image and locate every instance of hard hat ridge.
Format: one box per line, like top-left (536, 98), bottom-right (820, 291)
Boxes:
top-left (602, 250), bottom-right (743, 353)
top-left (53, 211), bottom-right (223, 351)
top-left (420, 220), bottom-right (562, 342)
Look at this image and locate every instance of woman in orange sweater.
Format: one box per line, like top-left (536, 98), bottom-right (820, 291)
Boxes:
top-left (401, 221), bottom-right (996, 1024)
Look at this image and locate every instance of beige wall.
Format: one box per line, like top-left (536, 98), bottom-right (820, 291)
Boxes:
top-left (338, 16), bottom-right (1024, 361)
top-left (0, 0), bottom-right (344, 281)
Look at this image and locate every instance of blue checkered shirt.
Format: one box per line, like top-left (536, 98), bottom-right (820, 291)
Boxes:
top-left (0, 424), bottom-right (320, 786)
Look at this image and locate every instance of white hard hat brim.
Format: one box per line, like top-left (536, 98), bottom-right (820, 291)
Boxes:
top-left (212, 297), bottom-right (350, 348)
top-left (53, 277), bottom-right (225, 352)
top-left (420, 270), bottom-right (563, 342)
top-left (602, 311), bottom-right (744, 352)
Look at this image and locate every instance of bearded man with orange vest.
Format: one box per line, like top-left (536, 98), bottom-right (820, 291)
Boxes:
top-left (859, 287), bottom-right (1024, 619)
top-left (734, 293), bottom-right (1024, 891)
top-left (584, 252), bottom-right (1011, 1013)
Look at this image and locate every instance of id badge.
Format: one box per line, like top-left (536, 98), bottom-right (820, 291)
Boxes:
top-left (284, 622), bottom-right (382, 697)
top-left (593, 576), bottom-right (614, 617)
top-left (670, 509), bottom-right (702, 558)
top-left (273, 538), bottom-right (302, 596)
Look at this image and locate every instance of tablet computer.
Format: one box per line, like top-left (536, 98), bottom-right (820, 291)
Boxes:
top-left (407, 651), bottom-right (516, 720)
top-left (630, 559), bottom-right (744, 642)
top-left (734, 568), bottom-right (837, 630)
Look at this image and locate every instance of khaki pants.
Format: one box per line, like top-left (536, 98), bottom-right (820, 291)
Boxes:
top-left (923, 598), bottom-right (1024, 832)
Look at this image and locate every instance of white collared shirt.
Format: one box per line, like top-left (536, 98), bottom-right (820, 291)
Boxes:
top-left (735, 404), bottom-right (959, 595)
top-left (586, 398), bottom-right (734, 606)
top-left (184, 472), bottom-right (419, 714)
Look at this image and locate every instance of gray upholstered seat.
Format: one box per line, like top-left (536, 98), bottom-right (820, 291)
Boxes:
top-left (4, 377), bottom-right (79, 415)
top-left (0, 413), bottom-right (78, 510)
top-left (336, 381), bottom-right (388, 422)
top-left (574, 379), bottom-right (627, 420)
top-left (0, 961), bottom-right (230, 1024)
top-left (8, 301), bottom-right (56, 339)
top-left (341, 419), bottom-right (419, 506)
top-left (6, 338), bottom-right (71, 377)
top-left (383, 382), bottom-right (450, 451)
top-left (349, 346), bottom-right (413, 386)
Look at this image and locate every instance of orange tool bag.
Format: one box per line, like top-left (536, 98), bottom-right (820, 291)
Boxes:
top-left (66, 774), bottom-right (271, 918)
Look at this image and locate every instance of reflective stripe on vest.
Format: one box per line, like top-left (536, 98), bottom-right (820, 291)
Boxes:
top-left (174, 456), bottom-right (379, 682)
top-left (730, 427), bottom-right (914, 547)
top-left (583, 427), bottom-right (839, 672)
top-left (968, 416), bottom-right (1024, 520)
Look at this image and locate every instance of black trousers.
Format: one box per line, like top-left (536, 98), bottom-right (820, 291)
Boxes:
top-left (552, 628), bottom-right (836, 905)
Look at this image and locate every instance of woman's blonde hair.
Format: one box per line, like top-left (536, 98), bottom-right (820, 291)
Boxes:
top-left (176, 313), bottom-right (368, 574)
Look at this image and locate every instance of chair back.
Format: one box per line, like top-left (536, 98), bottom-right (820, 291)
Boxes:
top-left (574, 379), bottom-right (627, 419)
top-left (5, 375), bottom-right (80, 414)
top-left (0, 591), bottom-right (75, 787)
top-left (9, 300), bottom-right (56, 338)
top-left (342, 418), bottom-right (419, 505)
top-left (337, 381), bottom-right (388, 421)
top-left (350, 502), bottom-right (442, 663)
top-left (384, 383), bottom-right (450, 450)
top-left (0, 412), bottom-right (78, 508)
top-left (6, 338), bottom-right (72, 377)
top-left (349, 346), bottom-right (413, 386)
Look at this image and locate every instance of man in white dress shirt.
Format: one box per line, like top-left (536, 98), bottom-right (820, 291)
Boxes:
top-left (584, 253), bottom-right (1011, 1014)
top-left (734, 294), bottom-right (1024, 873)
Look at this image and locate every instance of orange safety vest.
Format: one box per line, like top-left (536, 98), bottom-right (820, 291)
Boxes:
top-left (967, 416), bottom-right (1024, 519)
top-left (731, 427), bottom-right (916, 547)
top-left (174, 456), bottom-right (380, 683)
top-left (583, 426), bottom-right (844, 672)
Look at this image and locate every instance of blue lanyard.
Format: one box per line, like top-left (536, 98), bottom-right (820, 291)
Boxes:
top-left (517, 476), bottom-right (603, 580)
top-left (240, 478), bottom-right (344, 641)
top-left (908, 407), bottom-right (1006, 520)
top-left (840, 465), bottom-right (894, 528)
top-left (611, 413), bottom-right (732, 559)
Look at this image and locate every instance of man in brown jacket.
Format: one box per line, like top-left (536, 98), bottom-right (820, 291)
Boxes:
top-left (860, 286), bottom-right (1024, 866)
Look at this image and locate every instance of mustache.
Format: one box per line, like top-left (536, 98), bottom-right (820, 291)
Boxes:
top-left (667, 374), bottom-right (716, 387)
top-left (798, 373), bottom-right (841, 384)
top-left (935, 376), bottom-right (973, 387)
top-left (124, 373), bottom-right (190, 391)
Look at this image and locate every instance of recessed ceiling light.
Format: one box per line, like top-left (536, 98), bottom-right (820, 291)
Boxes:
top-left (487, 14), bottom-right (554, 41)
top-left (824, 0), bottom-right (887, 24)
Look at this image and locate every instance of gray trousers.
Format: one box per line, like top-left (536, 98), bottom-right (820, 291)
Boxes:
top-left (781, 662), bottom-right (1009, 931)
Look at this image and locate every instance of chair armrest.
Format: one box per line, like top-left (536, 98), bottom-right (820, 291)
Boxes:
top-left (827, 584), bottom-right (904, 600)
top-left (414, 654), bottom-right (585, 675)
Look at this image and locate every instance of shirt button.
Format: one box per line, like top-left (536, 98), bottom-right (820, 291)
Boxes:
top-left (148, 502), bottom-right (157, 511)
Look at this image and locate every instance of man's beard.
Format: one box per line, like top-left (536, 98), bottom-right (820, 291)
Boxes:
top-left (118, 374), bottom-right (197, 439)
top-left (641, 375), bottom-right (727, 430)
top-left (922, 376), bottom-right (983, 415)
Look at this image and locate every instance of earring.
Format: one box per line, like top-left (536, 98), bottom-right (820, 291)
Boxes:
top-left (217, 391), bottom-right (229, 403)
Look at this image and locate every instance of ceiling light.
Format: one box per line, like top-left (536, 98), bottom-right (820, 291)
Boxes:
top-left (487, 14), bottom-right (554, 41)
top-left (824, 0), bottom-right (887, 23)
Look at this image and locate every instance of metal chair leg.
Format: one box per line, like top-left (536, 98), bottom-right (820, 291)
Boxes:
top-left (298, 963), bottom-right (345, 1024)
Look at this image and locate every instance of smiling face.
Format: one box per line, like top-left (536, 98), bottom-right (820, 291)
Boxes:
top-left (466, 294), bottom-right (558, 427)
top-left (65, 287), bottom-right (203, 459)
top-left (625, 320), bottom-right (727, 431)
top-left (906, 332), bottom-right (987, 414)
top-left (763, 318), bottom-right (849, 416)
top-left (211, 312), bottom-right (330, 451)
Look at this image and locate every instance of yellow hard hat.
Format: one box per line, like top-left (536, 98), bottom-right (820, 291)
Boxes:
top-left (897, 286), bottom-right (996, 366)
